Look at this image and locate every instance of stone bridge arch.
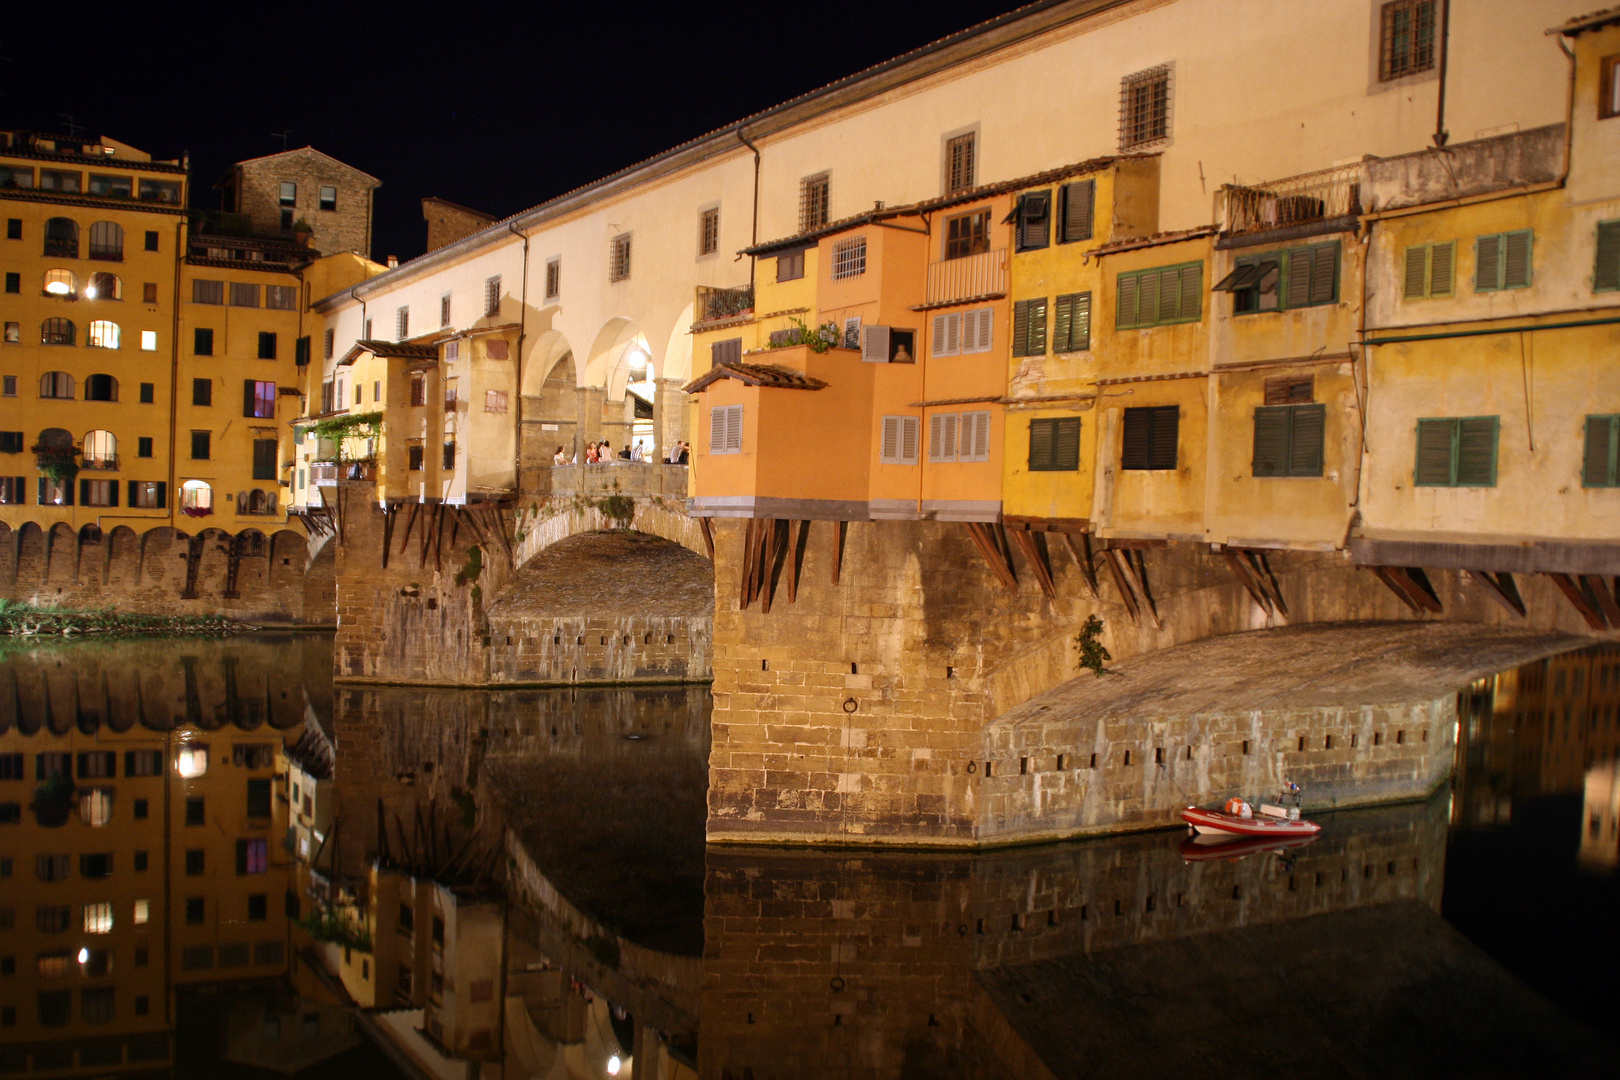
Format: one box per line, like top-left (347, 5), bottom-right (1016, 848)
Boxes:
top-left (513, 495), bottom-right (709, 570)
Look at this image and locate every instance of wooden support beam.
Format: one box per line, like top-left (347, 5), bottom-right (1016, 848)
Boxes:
top-left (787, 520), bottom-right (809, 604)
top-left (1584, 574), bottom-right (1620, 626)
top-left (380, 505), bottom-right (396, 568)
top-left (1370, 566), bottom-right (1423, 613)
top-left (761, 519), bottom-right (791, 614)
top-left (1463, 569), bottom-right (1527, 618)
top-left (490, 505), bottom-right (515, 565)
top-left (1400, 566), bottom-right (1443, 613)
top-left (419, 503), bottom-right (435, 565)
top-left (1249, 551), bottom-right (1289, 617)
top-left (1061, 532), bottom-right (1100, 600)
top-left (699, 518), bottom-right (715, 561)
top-left (1546, 573), bottom-right (1609, 629)
top-left (432, 505), bottom-right (446, 571)
top-left (457, 507), bottom-right (490, 550)
top-left (1370, 565), bottom-right (1441, 614)
top-left (963, 522), bottom-right (1018, 591)
top-left (398, 501), bottom-right (420, 555)
top-left (1008, 528), bottom-right (1056, 601)
top-left (448, 509), bottom-right (463, 551)
top-left (1222, 549), bottom-right (1273, 615)
top-left (1099, 547), bottom-right (1142, 627)
top-left (738, 519), bottom-right (759, 609)
top-left (831, 520), bottom-right (847, 585)
top-left (1117, 548), bottom-right (1162, 630)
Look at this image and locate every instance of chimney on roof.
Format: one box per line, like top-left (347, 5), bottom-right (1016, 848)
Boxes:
top-left (386, 255), bottom-right (399, 269)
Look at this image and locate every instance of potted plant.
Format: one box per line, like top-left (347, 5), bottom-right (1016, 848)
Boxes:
top-left (33, 442), bottom-right (80, 485)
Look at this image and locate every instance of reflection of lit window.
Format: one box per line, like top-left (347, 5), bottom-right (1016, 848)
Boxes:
top-left (84, 902), bottom-right (113, 934)
top-left (176, 744), bottom-right (208, 778)
top-left (79, 788), bottom-right (113, 827)
top-left (37, 952), bottom-right (72, 978)
top-left (133, 899), bottom-right (149, 925)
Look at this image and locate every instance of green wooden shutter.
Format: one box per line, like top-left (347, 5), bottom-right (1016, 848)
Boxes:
top-left (1062, 180), bottom-right (1095, 242)
top-left (1502, 230), bottom-right (1532, 289)
top-left (1178, 264), bottom-right (1201, 322)
top-left (1583, 415), bottom-right (1618, 487)
top-left (1475, 234), bottom-right (1502, 291)
top-left (1072, 292), bottom-right (1091, 350)
top-left (1051, 294), bottom-right (1073, 352)
top-left (1403, 246), bottom-right (1428, 299)
top-left (1455, 417), bottom-right (1499, 485)
top-left (1121, 408), bottom-right (1152, 469)
top-left (1286, 247), bottom-right (1312, 308)
top-left (1414, 419), bottom-right (1457, 486)
top-left (1288, 404), bottom-right (1326, 476)
top-left (1029, 418), bottom-right (1054, 470)
top-left (1148, 406), bottom-right (1179, 469)
top-left (1012, 300), bottom-right (1031, 356)
top-left (1138, 271), bottom-right (1160, 326)
top-left (1429, 241), bottom-right (1454, 297)
top-left (1252, 406), bottom-right (1291, 477)
top-left (1117, 273), bottom-right (1139, 329)
top-left (1596, 222), bottom-right (1620, 292)
top-left (1028, 299), bottom-right (1048, 354)
top-left (1309, 244), bottom-right (1337, 305)
top-left (1053, 418), bottom-right (1081, 470)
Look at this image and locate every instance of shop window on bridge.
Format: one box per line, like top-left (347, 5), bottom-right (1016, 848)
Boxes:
top-left (0, 479), bottom-right (19, 505)
top-left (129, 481), bottom-right (165, 509)
top-left (180, 479), bottom-right (213, 516)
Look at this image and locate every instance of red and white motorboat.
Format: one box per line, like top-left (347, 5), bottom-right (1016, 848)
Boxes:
top-left (1180, 793), bottom-right (1321, 840)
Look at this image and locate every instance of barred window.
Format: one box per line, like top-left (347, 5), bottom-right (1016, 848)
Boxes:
top-left (610, 233), bottom-right (632, 282)
top-left (945, 133), bottom-right (976, 195)
top-left (1119, 65), bottom-right (1172, 150)
top-left (831, 237), bottom-right (866, 280)
top-left (800, 172), bottom-right (830, 232)
top-left (1379, 1), bottom-right (1437, 82)
top-left (396, 306), bottom-right (409, 340)
top-left (484, 275), bottom-right (501, 316)
top-left (545, 258), bottom-right (561, 300)
top-left (441, 293), bottom-right (452, 326)
top-left (323, 328), bottom-right (335, 359)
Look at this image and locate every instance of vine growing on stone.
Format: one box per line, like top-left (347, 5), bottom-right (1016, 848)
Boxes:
top-left (1074, 614), bottom-right (1115, 679)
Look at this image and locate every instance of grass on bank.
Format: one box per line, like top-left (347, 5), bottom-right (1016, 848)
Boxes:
top-left (0, 599), bottom-right (241, 636)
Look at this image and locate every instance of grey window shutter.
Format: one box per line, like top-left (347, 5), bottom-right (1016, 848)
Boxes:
top-left (1403, 246), bottom-right (1428, 299)
top-left (1475, 234), bottom-right (1502, 291)
top-left (1584, 416), bottom-right (1618, 486)
top-left (1012, 300), bottom-right (1030, 356)
top-left (1596, 222), bottom-right (1620, 291)
top-left (882, 417), bottom-right (900, 463)
top-left (1117, 274), bottom-right (1139, 329)
top-left (1053, 418), bottom-right (1080, 470)
top-left (1028, 299), bottom-right (1048, 354)
top-left (1309, 244), bottom-right (1337, 305)
top-left (900, 417), bottom-right (919, 464)
top-left (709, 407), bottom-right (727, 454)
top-left (1288, 404), bottom-right (1326, 476)
top-left (1455, 417), bottom-right (1498, 485)
top-left (1286, 247), bottom-right (1312, 308)
top-left (1148, 406), bottom-right (1179, 469)
top-left (1052, 294), bottom-right (1073, 352)
top-left (1028, 419), bottom-right (1053, 469)
top-left (1252, 406), bottom-right (1291, 477)
top-left (1062, 180), bottom-right (1095, 242)
top-left (1414, 419), bottom-right (1456, 486)
top-left (1430, 241), bottom-right (1454, 296)
top-left (1073, 293), bottom-right (1091, 350)
top-left (1503, 231), bottom-right (1532, 289)
top-left (1178, 265), bottom-right (1201, 321)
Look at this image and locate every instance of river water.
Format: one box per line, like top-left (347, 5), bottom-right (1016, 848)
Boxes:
top-left (0, 633), bottom-right (1615, 1079)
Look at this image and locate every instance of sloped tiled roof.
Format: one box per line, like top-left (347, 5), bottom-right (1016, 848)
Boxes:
top-left (338, 339), bottom-right (440, 365)
top-left (1553, 7), bottom-right (1620, 35)
top-left (683, 360), bottom-right (829, 393)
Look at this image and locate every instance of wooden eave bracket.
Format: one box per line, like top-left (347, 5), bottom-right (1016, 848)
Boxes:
top-left (1545, 572), bottom-right (1618, 630)
top-left (963, 522), bottom-right (1018, 591)
top-left (1463, 569), bottom-right (1526, 618)
top-left (1369, 565), bottom-right (1442, 614)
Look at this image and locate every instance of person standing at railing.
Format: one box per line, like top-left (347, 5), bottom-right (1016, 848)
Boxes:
top-left (630, 440), bottom-right (645, 462)
top-left (553, 446), bottom-right (567, 466)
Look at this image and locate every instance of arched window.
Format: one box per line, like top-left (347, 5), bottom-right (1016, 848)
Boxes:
top-left (44, 217), bottom-right (78, 258)
top-left (82, 430), bottom-right (117, 469)
top-left (40, 318), bottom-right (75, 346)
top-left (87, 221), bottom-right (123, 261)
top-left (39, 372), bottom-right (74, 399)
top-left (180, 480), bottom-right (212, 517)
top-left (87, 322), bottom-right (120, 349)
top-left (42, 269), bottom-right (78, 297)
top-left (85, 272), bottom-right (121, 300)
top-left (84, 375), bottom-right (118, 402)
top-left (37, 428), bottom-right (73, 450)
top-left (241, 489), bottom-right (277, 515)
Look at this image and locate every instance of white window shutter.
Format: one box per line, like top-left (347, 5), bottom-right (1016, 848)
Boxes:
top-left (726, 405), bottom-right (742, 452)
top-left (881, 416), bottom-right (900, 463)
top-left (929, 414), bottom-right (945, 460)
top-left (862, 325), bottom-right (891, 363)
top-left (945, 313), bottom-right (961, 356)
top-left (710, 407), bottom-right (727, 454)
top-left (901, 416), bottom-right (919, 464)
top-left (931, 314), bottom-right (951, 358)
top-left (942, 413), bottom-right (958, 460)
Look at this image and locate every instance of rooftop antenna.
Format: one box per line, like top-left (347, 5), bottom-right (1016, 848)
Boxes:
top-left (57, 114), bottom-right (82, 138)
top-left (272, 129), bottom-right (293, 152)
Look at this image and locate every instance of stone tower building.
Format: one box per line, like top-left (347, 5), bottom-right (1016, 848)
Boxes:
top-left (216, 147), bottom-right (380, 258)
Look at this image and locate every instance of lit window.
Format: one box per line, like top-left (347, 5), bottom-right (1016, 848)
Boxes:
top-left (79, 789), bottom-right (113, 826)
top-left (84, 903), bottom-right (113, 934)
top-left (176, 743), bottom-right (208, 777)
top-left (140, 330), bottom-right (157, 351)
top-left (133, 900), bottom-right (149, 925)
top-left (87, 321), bottom-right (120, 349)
top-left (43, 268), bottom-right (77, 297)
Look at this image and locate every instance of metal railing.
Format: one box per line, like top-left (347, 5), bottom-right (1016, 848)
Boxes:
top-left (43, 238), bottom-right (78, 258)
top-left (80, 455), bottom-right (119, 471)
top-left (694, 284), bottom-right (754, 324)
top-left (925, 248), bottom-right (1007, 306)
top-left (1222, 164), bottom-right (1362, 236)
top-left (521, 462), bottom-right (689, 499)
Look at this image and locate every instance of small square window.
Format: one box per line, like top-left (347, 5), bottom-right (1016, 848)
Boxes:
top-left (319, 185), bottom-right (337, 211)
top-left (185, 849), bottom-right (204, 875)
top-left (194, 327), bottom-right (214, 356)
top-left (185, 897), bottom-right (204, 924)
top-left (144, 231), bottom-right (159, 252)
top-left (143, 281), bottom-right (158, 303)
top-left (140, 330), bottom-right (157, 351)
top-left (5, 219), bottom-right (20, 240)
top-left (279, 182), bottom-right (296, 207)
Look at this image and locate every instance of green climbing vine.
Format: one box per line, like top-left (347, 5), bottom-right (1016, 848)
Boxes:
top-left (1074, 614), bottom-right (1115, 678)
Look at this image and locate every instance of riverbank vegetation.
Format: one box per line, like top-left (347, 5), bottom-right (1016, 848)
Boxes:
top-left (0, 599), bottom-right (242, 637)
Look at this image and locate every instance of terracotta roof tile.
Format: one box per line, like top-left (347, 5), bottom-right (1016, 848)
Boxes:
top-left (683, 360), bottom-right (829, 393)
top-left (338, 339), bottom-right (440, 365)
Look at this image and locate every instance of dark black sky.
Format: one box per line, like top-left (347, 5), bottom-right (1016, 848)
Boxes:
top-left (3, 1), bottom-right (1020, 263)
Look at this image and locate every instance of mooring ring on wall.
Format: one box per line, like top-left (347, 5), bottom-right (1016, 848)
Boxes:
top-left (830, 976), bottom-right (846, 992)
top-left (842, 698), bottom-right (858, 714)
top-left (966, 761), bottom-right (977, 774)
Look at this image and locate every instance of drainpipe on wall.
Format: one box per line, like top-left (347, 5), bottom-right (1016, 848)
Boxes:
top-left (167, 218), bottom-right (185, 529)
top-left (1431, 0), bottom-right (1451, 148)
top-left (736, 129), bottom-right (762, 294)
top-left (1554, 32), bottom-right (1576, 186)
top-left (509, 222), bottom-right (530, 497)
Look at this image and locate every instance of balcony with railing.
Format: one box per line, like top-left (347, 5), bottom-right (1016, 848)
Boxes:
top-left (80, 454), bottom-right (119, 471)
top-left (693, 284), bottom-right (754, 326)
top-left (1221, 164), bottom-right (1362, 237)
top-left (924, 248), bottom-right (1007, 308)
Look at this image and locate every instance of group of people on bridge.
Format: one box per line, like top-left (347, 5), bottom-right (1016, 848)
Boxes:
top-left (552, 440), bottom-right (690, 466)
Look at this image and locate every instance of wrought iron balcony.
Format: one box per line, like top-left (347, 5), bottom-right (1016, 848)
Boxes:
top-left (43, 238), bottom-right (78, 258)
top-left (925, 248), bottom-right (1007, 307)
top-left (1222, 164), bottom-right (1362, 236)
top-left (694, 284), bottom-right (754, 324)
top-left (80, 455), bottom-right (119, 471)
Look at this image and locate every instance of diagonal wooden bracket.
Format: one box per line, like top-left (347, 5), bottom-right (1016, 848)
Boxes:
top-left (831, 521), bottom-right (847, 585)
top-left (963, 522), bottom-right (1018, 591)
top-left (1370, 565), bottom-right (1442, 614)
top-left (1099, 546), bottom-right (1162, 629)
top-left (698, 517), bottom-right (715, 561)
top-left (1007, 528), bottom-right (1057, 601)
top-left (1060, 532), bottom-right (1100, 600)
top-left (1545, 572), bottom-right (1609, 630)
top-left (1463, 569), bottom-right (1526, 618)
top-left (1585, 574), bottom-right (1620, 626)
top-left (786, 520), bottom-right (810, 604)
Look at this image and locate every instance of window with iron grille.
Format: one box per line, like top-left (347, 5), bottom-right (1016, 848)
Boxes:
top-left (1011, 298), bottom-right (1047, 357)
top-left (1403, 241), bottom-right (1455, 299)
top-left (800, 172), bottom-right (830, 232)
top-left (1216, 242), bottom-right (1339, 313)
top-left (1584, 415), bottom-right (1620, 487)
top-left (1415, 416), bottom-right (1498, 486)
top-left (229, 282), bottom-right (260, 308)
top-left (396, 306), bottom-right (409, 340)
top-left (1119, 65), bottom-right (1172, 150)
top-left (440, 293), bottom-right (451, 327)
top-left (880, 416), bottom-right (920, 466)
top-left (484, 275), bottom-right (501, 316)
top-left (545, 258), bottom-right (561, 299)
top-left (1379, 1), bottom-right (1437, 82)
top-left (410, 373), bottom-right (426, 407)
top-left (1028, 417), bottom-right (1080, 472)
top-left (1116, 262), bottom-right (1202, 329)
top-left (1474, 230), bottom-right (1532, 292)
top-left (610, 233), bottom-right (632, 281)
top-left (831, 237), bottom-right (866, 280)
top-left (945, 211), bottom-right (990, 260)
top-left (323, 328), bottom-right (335, 359)
top-left (776, 249), bottom-right (805, 282)
top-left (945, 133), bottom-right (976, 195)
top-left (699, 207), bottom-right (720, 256)
top-left (709, 404), bottom-right (743, 454)
top-left (1121, 406), bottom-right (1179, 470)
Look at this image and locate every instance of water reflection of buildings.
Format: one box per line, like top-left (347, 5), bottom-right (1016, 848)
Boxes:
top-left (0, 635), bottom-right (327, 1077)
top-left (1455, 644), bottom-right (1620, 843)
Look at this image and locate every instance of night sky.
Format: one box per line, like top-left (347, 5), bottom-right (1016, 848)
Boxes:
top-left (3, 1), bottom-right (1020, 263)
